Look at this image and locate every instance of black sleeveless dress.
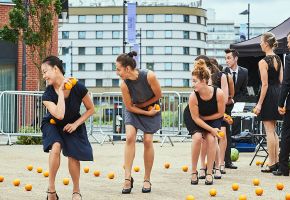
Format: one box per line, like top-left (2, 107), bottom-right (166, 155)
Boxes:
top-left (259, 55), bottom-right (282, 121)
top-left (184, 87), bottom-right (222, 135)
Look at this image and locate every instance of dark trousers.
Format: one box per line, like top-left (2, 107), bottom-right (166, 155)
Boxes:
top-left (224, 104), bottom-right (234, 165)
top-left (278, 111), bottom-right (290, 174)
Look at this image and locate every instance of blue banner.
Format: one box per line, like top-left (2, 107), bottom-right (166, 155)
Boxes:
top-left (131, 43), bottom-right (139, 67)
top-left (127, 2), bottom-right (136, 44)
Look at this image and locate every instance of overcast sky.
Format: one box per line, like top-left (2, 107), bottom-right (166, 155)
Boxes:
top-left (203, 0), bottom-right (290, 26)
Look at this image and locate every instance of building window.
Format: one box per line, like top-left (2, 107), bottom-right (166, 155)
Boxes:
top-left (165, 46), bottom-right (172, 55)
top-left (112, 63), bottom-right (116, 70)
top-left (183, 15), bottom-right (189, 23)
top-left (183, 79), bottom-right (190, 87)
top-left (112, 79), bottom-right (119, 87)
top-left (112, 15), bottom-right (120, 23)
top-left (146, 14), bottom-right (154, 22)
top-left (78, 15), bottom-right (86, 23)
top-left (164, 79), bottom-right (172, 86)
top-left (197, 48), bottom-right (201, 55)
top-left (112, 47), bottom-right (120, 55)
top-left (112, 31), bottom-right (120, 39)
top-left (197, 16), bottom-right (201, 24)
top-left (183, 63), bottom-right (190, 71)
top-left (165, 14), bottom-right (172, 22)
top-left (96, 79), bottom-right (103, 87)
top-left (96, 63), bottom-right (103, 71)
top-left (96, 15), bottom-right (103, 23)
top-left (197, 32), bottom-right (201, 40)
top-left (96, 47), bottom-right (103, 55)
top-left (165, 30), bottom-right (172, 38)
top-left (183, 47), bottom-right (190, 55)
top-left (78, 79), bottom-right (85, 85)
top-left (62, 31), bottom-right (69, 39)
top-left (146, 47), bottom-right (153, 55)
top-left (78, 63), bottom-right (85, 71)
top-left (164, 63), bottom-right (172, 71)
top-left (146, 30), bottom-right (154, 38)
top-left (78, 47), bottom-right (85, 55)
top-left (62, 47), bottom-right (69, 55)
top-left (183, 31), bottom-right (190, 39)
top-left (96, 31), bottom-right (103, 39)
top-left (146, 63), bottom-right (154, 70)
top-left (78, 31), bottom-right (86, 39)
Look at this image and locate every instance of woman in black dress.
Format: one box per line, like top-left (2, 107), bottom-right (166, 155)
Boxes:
top-left (41, 56), bottom-right (94, 200)
top-left (254, 32), bottom-right (283, 173)
top-left (184, 59), bottom-right (225, 185)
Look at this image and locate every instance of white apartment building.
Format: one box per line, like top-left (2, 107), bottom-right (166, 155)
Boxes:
top-left (58, 0), bottom-right (207, 92)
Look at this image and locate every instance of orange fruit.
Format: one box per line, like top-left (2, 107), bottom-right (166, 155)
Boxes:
top-left (155, 104), bottom-right (160, 111)
top-left (64, 81), bottom-right (73, 90)
top-left (255, 187), bottom-right (263, 196)
top-left (285, 193), bottom-right (290, 200)
top-left (209, 188), bottom-right (217, 196)
top-left (232, 183), bottom-right (239, 191)
top-left (182, 165), bottom-right (188, 172)
top-left (276, 183), bottom-right (284, 190)
top-left (107, 172), bottom-right (115, 179)
top-left (43, 171), bottom-right (49, 177)
top-left (164, 162), bottom-right (170, 169)
top-left (26, 165), bottom-right (33, 171)
top-left (148, 106), bottom-right (153, 111)
top-left (228, 117), bottom-right (233, 125)
top-left (186, 195), bottom-right (195, 200)
top-left (252, 108), bottom-right (257, 114)
top-left (217, 131), bottom-right (225, 138)
top-left (83, 167), bottom-right (90, 173)
top-left (36, 167), bottom-right (43, 173)
top-left (25, 184), bottom-right (32, 191)
top-left (93, 170), bottom-right (100, 177)
top-left (63, 178), bottom-right (69, 185)
top-left (252, 178), bottom-right (260, 186)
top-left (134, 166), bottom-right (140, 172)
top-left (255, 161), bottom-right (261, 166)
top-left (50, 119), bottom-right (56, 125)
top-left (69, 77), bottom-right (78, 86)
top-left (13, 179), bottom-right (20, 186)
top-left (239, 194), bottom-right (247, 200)
top-left (0, 176), bottom-right (4, 182)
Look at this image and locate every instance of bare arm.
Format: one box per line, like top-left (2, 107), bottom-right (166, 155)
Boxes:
top-left (279, 62), bottom-right (284, 84)
top-left (255, 60), bottom-right (268, 114)
top-left (221, 74), bottom-right (229, 103)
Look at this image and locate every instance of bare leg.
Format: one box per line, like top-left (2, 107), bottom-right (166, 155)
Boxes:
top-left (48, 142), bottom-right (61, 200)
top-left (143, 133), bottom-right (154, 188)
top-left (205, 133), bottom-right (217, 182)
top-left (68, 157), bottom-right (81, 200)
top-left (199, 139), bottom-right (207, 177)
top-left (218, 126), bottom-right (227, 170)
top-left (263, 121), bottom-right (278, 166)
top-left (123, 125), bottom-right (137, 189)
top-left (191, 133), bottom-right (203, 181)
top-left (214, 138), bottom-right (221, 177)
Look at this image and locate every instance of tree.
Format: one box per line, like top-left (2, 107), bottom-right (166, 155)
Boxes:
top-left (0, 0), bottom-right (62, 90)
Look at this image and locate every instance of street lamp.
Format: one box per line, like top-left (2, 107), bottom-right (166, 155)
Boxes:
top-left (136, 28), bottom-right (142, 69)
top-left (122, 0), bottom-right (127, 53)
top-left (239, 4), bottom-right (250, 40)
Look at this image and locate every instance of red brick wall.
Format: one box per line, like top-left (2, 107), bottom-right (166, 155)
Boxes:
top-left (0, 3), bottom-right (58, 91)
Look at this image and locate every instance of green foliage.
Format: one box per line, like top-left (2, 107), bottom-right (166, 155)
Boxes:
top-left (16, 126), bottom-right (42, 145)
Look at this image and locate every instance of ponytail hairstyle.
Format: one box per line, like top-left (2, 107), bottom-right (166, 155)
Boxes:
top-left (116, 51), bottom-right (137, 69)
top-left (192, 59), bottom-right (210, 84)
top-left (262, 32), bottom-right (278, 49)
top-left (42, 56), bottom-right (65, 75)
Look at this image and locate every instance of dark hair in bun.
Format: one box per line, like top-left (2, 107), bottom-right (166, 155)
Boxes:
top-left (116, 51), bottom-right (137, 69)
top-left (192, 59), bottom-right (210, 83)
top-left (42, 55), bottom-right (65, 75)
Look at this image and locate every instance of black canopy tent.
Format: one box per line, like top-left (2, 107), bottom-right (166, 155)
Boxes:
top-left (230, 17), bottom-right (290, 98)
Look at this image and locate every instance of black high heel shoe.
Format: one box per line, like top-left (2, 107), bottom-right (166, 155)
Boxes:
top-left (191, 172), bottom-right (199, 185)
top-left (214, 168), bottom-right (222, 179)
top-left (261, 163), bottom-right (278, 173)
top-left (142, 180), bottom-right (152, 193)
top-left (205, 174), bottom-right (214, 185)
top-left (198, 168), bottom-right (206, 179)
top-left (122, 177), bottom-right (134, 194)
top-left (47, 190), bottom-right (59, 200)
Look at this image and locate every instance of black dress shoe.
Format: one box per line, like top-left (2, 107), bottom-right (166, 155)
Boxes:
top-left (142, 180), bottom-right (152, 193)
top-left (225, 163), bottom-right (238, 169)
top-left (272, 170), bottom-right (289, 176)
top-left (122, 177), bottom-right (134, 194)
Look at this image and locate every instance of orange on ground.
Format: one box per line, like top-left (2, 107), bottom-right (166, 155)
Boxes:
top-left (107, 172), bottom-right (115, 179)
top-left (164, 162), bottom-right (170, 169)
top-left (186, 195), bottom-right (195, 200)
top-left (232, 183), bottom-right (239, 191)
top-left (252, 178), bottom-right (260, 186)
top-left (27, 165), bottom-right (33, 171)
top-left (64, 81), bottom-right (73, 90)
top-left (93, 170), bottom-right (100, 177)
top-left (63, 178), bottom-right (69, 185)
top-left (285, 193), bottom-right (290, 200)
top-left (25, 184), bottom-right (32, 191)
top-left (50, 119), bottom-right (56, 125)
top-left (182, 165), bottom-right (188, 172)
top-left (43, 171), bottom-right (49, 177)
top-left (255, 161), bottom-right (261, 166)
top-left (239, 195), bottom-right (247, 200)
top-left (255, 188), bottom-right (263, 196)
top-left (83, 167), bottom-right (90, 173)
top-left (36, 167), bottom-right (43, 173)
top-left (13, 179), bottom-right (20, 186)
top-left (134, 166), bottom-right (140, 172)
top-left (276, 183), bottom-right (284, 190)
top-left (209, 188), bottom-right (217, 196)
top-left (0, 176), bottom-right (4, 182)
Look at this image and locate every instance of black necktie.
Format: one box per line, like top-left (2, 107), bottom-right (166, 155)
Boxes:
top-left (232, 72), bottom-right (236, 87)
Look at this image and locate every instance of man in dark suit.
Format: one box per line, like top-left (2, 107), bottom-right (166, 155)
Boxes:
top-left (223, 48), bottom-right (248, 169)
top-left (273, 32), bottom-right (290, 176)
